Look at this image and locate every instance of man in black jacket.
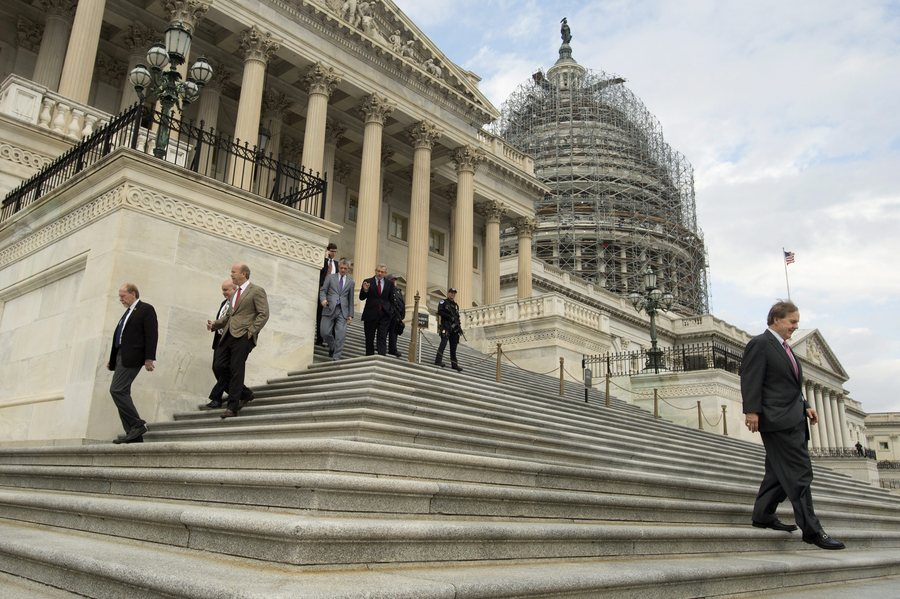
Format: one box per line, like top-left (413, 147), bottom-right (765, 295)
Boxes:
top-left (108, 283), bottom-right (158, 444)
top-left (202, 279), bottom-right (235, 410)
top-left (742, 300), bottom-right (844, 550)
top-left (434, 287), bottom-right (463, 372)
top-left (316, 243), bottom-right (338, 344)
top-left (359, 264), bottom-right (394, 356)
top-left (386, 274), bottom-right (405, 358)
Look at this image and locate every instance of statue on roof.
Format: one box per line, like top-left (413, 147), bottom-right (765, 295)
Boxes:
top-left (560, 17), bottom-right (571, 44)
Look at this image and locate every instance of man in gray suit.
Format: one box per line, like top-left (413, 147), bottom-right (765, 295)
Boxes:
top-left (742, 300), bottom-right (844, 550)
top-left (319, 259), bottom-right (354, 360)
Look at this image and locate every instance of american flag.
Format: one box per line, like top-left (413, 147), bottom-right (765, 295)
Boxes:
top-left (784, 250), bottom-right (796, 265)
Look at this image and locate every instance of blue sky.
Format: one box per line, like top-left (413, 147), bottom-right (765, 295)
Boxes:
top-left (395, 0), bottom-right (900, 413)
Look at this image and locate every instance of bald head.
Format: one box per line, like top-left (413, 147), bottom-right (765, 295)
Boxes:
top-left (230, 263), bottom-right (250, 286)
top-left (221, 279), bottom-right (236, 300)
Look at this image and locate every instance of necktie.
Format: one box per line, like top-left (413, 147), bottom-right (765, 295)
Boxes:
top-left (377, 279), bottom-right (382, 295)
top-left (339, 276), bottom-right (344, 291)
top-left (783, 341), bottom-right (799, 378)
top-left (234, 286), bottom-right (242, 307)
top-left (114, 309), bottom-right (129, 347)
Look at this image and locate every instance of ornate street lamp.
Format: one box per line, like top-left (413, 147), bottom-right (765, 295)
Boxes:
top-left (128, 21), bottom-right (213, 158)
top-left (628, 267), bottom-right (675, 373)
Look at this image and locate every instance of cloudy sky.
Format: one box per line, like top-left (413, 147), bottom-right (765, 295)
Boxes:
top-left (394, 0), bottom-right (900, 413)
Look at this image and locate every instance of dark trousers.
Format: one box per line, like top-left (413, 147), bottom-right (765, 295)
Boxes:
top-left (388, 319), bottom-right (400, 355)
top-left (109, 354), bottom-right (145, 433)
top-left (208, 345), bottom-right (228, 401)
top-left (363, 317), bottom-right (390, 355)
top-left (435, 331), bottom-right (459, 364)
top-left (315, 301), bottom-right (324, 343)
top-left (753, 420), bottom-right (822, 536)
top-left (213, 332), bottom-right (254, 412)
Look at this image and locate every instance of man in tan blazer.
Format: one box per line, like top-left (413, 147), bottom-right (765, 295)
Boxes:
top-left (208, 262), bottom-right (269, 418)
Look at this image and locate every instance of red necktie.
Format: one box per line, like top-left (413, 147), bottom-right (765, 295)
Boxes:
top-left (783, 341), bottom-right (799, 378)
top-left (234, 286), bottom-right (241, 307)
top-left (377, 279), bottom-right (382, 295)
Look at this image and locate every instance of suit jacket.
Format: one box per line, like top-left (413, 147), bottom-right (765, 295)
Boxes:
top-left (319, 257), bottom-right (337, 286)
top-left (212, 282), bottom-right (269, 344)
top-left (741, 330), bottom-right (809, 432)
top-left (108, 300), bottom-right (158, 369)
top-left (359, 276), bottom-right (394, 322)
top-left (319, 273), bottom-right (354, 319)
top-left (211, 298), bottom-right (229, 350)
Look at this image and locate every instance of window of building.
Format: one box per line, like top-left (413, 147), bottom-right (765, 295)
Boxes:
top-left (879, 441), bottom-right (890, 450)
top-left (346, 193), bottom-right (358, 223)
top-left (390, 211), bottom-right (408, 242)
top-left (429, 229), bottom-right (445, 256)
top-left (473, 245), bottom-right (480, 270)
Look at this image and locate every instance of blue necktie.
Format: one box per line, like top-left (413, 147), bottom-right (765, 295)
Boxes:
top-left (114, 309), bottom-right (129, 347)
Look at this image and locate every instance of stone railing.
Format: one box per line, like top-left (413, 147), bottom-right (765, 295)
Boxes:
top-left (674, 314), bottom-right (751, 342)
top-left (0, 75), bottom-right (112, 141)
top-left (476, 128), bottom-right (535, 176)
top-left (463, 293), bottom-right (606, 332)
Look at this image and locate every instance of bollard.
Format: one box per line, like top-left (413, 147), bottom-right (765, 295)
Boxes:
top-left (697, 401), bottom-right (704, 430)
top-left (408, 292), bottom-right (420, 364)
top-left (559, 357), bottom-right (564, 397)
top-left (722, 405), bottom-right (728, 436)
top-left (496, 342), bottom-right (502, 382)
top-left (653, 388), bottom-right (659, 418)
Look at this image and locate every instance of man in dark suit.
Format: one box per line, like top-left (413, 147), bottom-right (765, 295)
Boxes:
top-left (107, 283), bottom-right (158, 444)
top-left (315, 243), bottom-right (338, 344)
top-left (742, 300), bottom-right (844, 550)
top-left (358, 263), bottom-right (394, 356)
top-left (201, 279), bottom-right (235, 410)
top-left (208, 262), bottom-right (269, 419)
top-left (319, 259), bottom-right (354, 360)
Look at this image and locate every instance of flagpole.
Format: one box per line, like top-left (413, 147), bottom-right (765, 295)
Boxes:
top-left (782, 247), bottom-right (791, 300)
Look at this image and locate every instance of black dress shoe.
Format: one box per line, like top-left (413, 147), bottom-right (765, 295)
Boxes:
top-left (752, 519), bottom-right (798, 532)
top-left (220, 409), bottom-right (238, 419)
top-left (328, 347), bottom-right (334, 357)
top-left (434, 361), bottom-right (445, 367)
top-left (451, 363), bottom-right (463, 372)
top-left (200, 400), bottom-right (222, 410)
top-left (113, 425), bottom-right (147, 444)
top-left (239, 390), bottom-right (254, 408)
top-left (803, 532), bottom-right (845, 550)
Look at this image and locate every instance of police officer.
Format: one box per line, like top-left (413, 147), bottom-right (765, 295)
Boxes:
top-left (434, 287), bottom-right (463, 372)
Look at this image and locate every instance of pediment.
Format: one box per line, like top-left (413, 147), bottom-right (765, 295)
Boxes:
top-left (791, 329), bottom-right (848, 379)
top-left (307, 0), bottom-right (499, 122)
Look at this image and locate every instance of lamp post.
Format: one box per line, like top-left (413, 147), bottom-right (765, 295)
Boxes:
top-left (628, 267), bottom-right (675, 373)
top-left (128, 21), bottom-right (213, 158)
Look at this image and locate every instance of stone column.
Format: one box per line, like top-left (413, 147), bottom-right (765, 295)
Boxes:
top-left (322, 118), bottom-right (345, 222)
top-left (119, 24), bottom-right (158, 111)
top-left (57, 0), bottom-right (106, 104)
top-left (300, 63), bottom-right (341, 178)
top-left (837, 395), bottom-right (851, 449)
top-left (352, 93), bottom-right (394, 293)
top-left (478, 200), bottom-right (505, 305)
top-left (450, 146), bottom-right (484, 309)
top-left (258, 90), bottom-right (291, 198)
top-left (32, 0), bottom-right (76, 91)
top-left (231, 26), bottom-right (280, 190)
top-left (515, 217), bottom-right (536, 299)
top-left (404, 121), bottom-right (442, 316)
top-left (820, 385), bottom-right (837, 448)
top-left (193, 65), bottom-right (230, 172)
top-left (813, 384), bottom-right (830, 448)
top-left (805, 380), bottom-right (820, 448)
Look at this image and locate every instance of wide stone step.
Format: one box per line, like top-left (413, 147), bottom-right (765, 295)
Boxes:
top-left (2, 519), bottom-right (900, 599)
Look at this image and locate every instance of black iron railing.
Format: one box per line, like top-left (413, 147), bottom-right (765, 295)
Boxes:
top-left (585, 342), bottom-right (743, 378)
top-left (2, 103), bottom-right (327, 222)
top-left (878, 460), bottom-right (899, 469)
top-left (810, 447), bottom-right (875, 459)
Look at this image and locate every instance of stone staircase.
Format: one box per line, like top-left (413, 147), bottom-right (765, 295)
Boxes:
top-left (1, 323), bottom-right (899, 598)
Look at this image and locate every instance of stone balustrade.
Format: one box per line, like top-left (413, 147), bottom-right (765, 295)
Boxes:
top-left (0, 75), bottom-right (111, 141)
top-left (476, 127), bottom-right (535, 175)
top-left (463, 293), bottom-right (606, 332)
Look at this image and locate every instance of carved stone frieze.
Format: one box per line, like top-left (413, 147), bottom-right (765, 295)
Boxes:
top-left (303, 62), bottom-right (342, 97)
top-left (161, 0), bottom-right (211, 32)
top-left (407, 120), bottom-right (441, 150)
top-left (358, 93), bottom-right (394, 125)
top-left (239, 26), bottom-right (281, 63)
top-left (0, 143), bottom-right (53, 171)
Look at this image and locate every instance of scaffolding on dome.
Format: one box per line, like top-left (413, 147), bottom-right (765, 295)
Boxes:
top-left (494, 45), bottom-right (710, 316)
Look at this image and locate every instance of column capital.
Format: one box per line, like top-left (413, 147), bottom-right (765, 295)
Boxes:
top-left (443, 184), bottom-right (457, 207)
top-left (239, 26), bottom-right (281, 64)
top-left (204, 63), bottom-right (233, 91)
top-left (334, 159), bottom-right (352, 183)
top-left (477, 200), bottom-right (506, 223)
top-left (94, 52), bottom-right (125, 85)
top-left (121, 23), bottom-right (159, 53)
top-left (262, 89), bottom-right (292, 118)
top-left (408, 120), bottom-right (442, 150)
top-left (381, 145), bottom-right (395, 168)
top-left (359, 93), bottom-right (394, 125)
top-left (162, 0), bottom-right (211, 32)
top-left (452, 145), bottom-right (485, 173)
top-left (36, 0), bottom-right (76, 19)
top-left (514, 217), bottom-right (537, 238)
top-left (282, 136), bottom-right (303, 159)
top-left (17, 16), bottom-right (43, 52)
top-left (325, 118), bottom-right (346, 144)
top-left (304, 62), bottom-right (342, 97)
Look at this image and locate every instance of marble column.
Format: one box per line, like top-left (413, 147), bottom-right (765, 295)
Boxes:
top-left (32, 0), bottom-right (76, 91)
top-left (57, 0), bottom-right (106, 104)
top-left (805, 380), bottom-right (821, 448)
top-left (322, 118), bottom-right (346, 222)
top-left (119, 23), bottom-right (158, 112)
top-left (820, 385), bottom-right (837, 448)
top-left (450, 146), bottom-right (484, 309)
top-left (515, 217), bottom-right (536, 299)
top-left (405, 121), bottom-right (442, 316)
top-left (353, 93), bottom-right (394, 293)
top-left (231, 26), bottom-right (280, 190)
top-left (814, 384), bottom-right (830, 448)
top-left (258, 90), bottom-right (291, 198)
top-left (478, 200), bottom-right (505, 305)
top-left (300, 62), bottom-right (341, 178)
top-left (836, 395), bottom-right (853, 447)
top-left (193, 64), bottom-right (230, 173)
